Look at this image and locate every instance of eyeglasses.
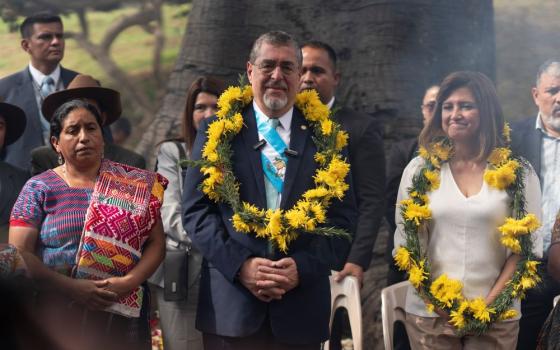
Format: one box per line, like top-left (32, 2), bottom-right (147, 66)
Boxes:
top-left (254, 60), bottom-right (298, 76)
top-left (421, 101), bottom-right (436, 112)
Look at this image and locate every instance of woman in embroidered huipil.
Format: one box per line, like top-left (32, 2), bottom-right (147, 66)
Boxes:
top-left (394, 71), bottom-right (542, 349)
top-left (9, 99), bottom-right (166, 349)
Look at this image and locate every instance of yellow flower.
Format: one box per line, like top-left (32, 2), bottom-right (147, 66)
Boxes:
top-left (487, 147), bottom-right (511, 166)
top-left (430, 274), bottom-right (463, 307)
top-left (232, 214), bottom-right (250, 232)
top-left (519, 275), bottom-right (538, 290)
top-left (424, 169), bottom-right (440, 191)
top-left (410, 191), bottom-right (429, 205)
top-left (394, 247), bottom-right (412, 271)
top-left (432, 141), bottom-right (452, 161)
top-left (526, 260), bottom-right (540, 275)
top-left (303, 187), bottom-right (330, 200)
top-left (285, 207), bottom-right (308, 229)
top-left (468, 297), bottom-right (495, 323)
top-left (335, 131), bottom-right (349, 150)
top-left (426, 303), bottom-right (435, 314)
top-left (484, 160), bottom-right (519, 190)
top-left (499, 309), bottom-right (518, 320)
top-left (500, 235), bottom-right (521, 253)
top-left (320, 119), bottom-right (333, 135)
top-left (404, 202), bottom-right (431, 226)
top-left (231, 113), bottom-right (244, 133)
top-left (310, 202), bottom-right (327, 223)
top-left (242, 202), bottom-right (265, 218)
top-left (449, 301), bottom-right (470, 329)
top-left (408, 260), bottom-right (428, 288)
top-left (295, 89), bottom-right (316, 107)
top-left (314, 152), bottom-right (327, 165)
top-left (327, 158), bottom-right (350, 181)
top-left (241, 85), bottom-right (253, 104)
top-left (265, 209), bottom-right (283, 238)
top-left (418, 147), bottom-right (429, 160)
top-left (218, 86), bottom-right (243, 113)
top-left (207, 119), bottom-right (226, 143)
top-left (498, 214), bottom-right (541, 236)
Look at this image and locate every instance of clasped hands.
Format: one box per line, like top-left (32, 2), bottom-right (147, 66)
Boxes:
top-left (68, 275), bottom-right (135, 310)
top-left (239, 257), bottom-right (299, 302)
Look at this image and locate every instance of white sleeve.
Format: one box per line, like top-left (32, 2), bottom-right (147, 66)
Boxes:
top-left (392, 156), bottom-right (424, 257)
top-left (524, 164), bottom-right (543, 258)
top-left (157, 141), bottom-right (189, 245)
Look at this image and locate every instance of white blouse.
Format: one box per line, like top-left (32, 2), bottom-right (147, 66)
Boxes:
top-left (393, 156), bottom-right (543, 318)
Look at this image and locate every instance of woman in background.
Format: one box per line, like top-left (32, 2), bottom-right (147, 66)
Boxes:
top-left (149, 76), bottom-right (225, 350)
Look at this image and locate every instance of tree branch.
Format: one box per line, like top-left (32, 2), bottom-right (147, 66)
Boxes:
top-left (100, 5), bottom-right (158, 52)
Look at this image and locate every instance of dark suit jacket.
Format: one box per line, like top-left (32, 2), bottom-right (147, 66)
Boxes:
top-left (384, 137), bottom-right (418, 260)
top-left (182, 106), bottom-right (357, 344)
top-left (30, 143), bottom-right (146, 176)
top-left (0, 161), bottom-right (29, 242)
top-left (333, 104), bottom-right (385, 270)
top-left (511, 116), bottom-right (542, 183)
top-left (0, 66), bottom-right (79, 170)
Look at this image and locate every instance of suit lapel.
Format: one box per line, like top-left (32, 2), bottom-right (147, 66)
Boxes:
top-left (18, 68), bottom-right (42, 134)
top-left (527, 127), bottom-right (542, 177)
top-left (280, 108), bottom-right (308, 209)
top-left (240, 107), bottom-right (267, 207)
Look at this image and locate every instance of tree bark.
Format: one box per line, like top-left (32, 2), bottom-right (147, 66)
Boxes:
top-left (137, 0), bottom-right (494, 167)
top-left (136, 1), bottom-right (495, 347)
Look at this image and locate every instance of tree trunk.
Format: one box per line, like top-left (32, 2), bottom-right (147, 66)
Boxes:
top-left (135, 2), bottom-right (494, 346)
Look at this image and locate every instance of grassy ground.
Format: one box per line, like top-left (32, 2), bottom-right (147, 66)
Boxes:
top-left (0, 3), bottom-right (189, 126)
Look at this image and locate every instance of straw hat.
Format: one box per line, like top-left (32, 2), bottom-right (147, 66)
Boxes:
top-left (0, 98), bottom-right (26, 146)
top-left (41, 74), bottom-right (122, 125)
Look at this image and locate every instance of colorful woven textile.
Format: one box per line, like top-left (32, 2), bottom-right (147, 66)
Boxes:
top-left (74, 160), bottom-right (167, 318)
top-left (0, 244), bottom-right (27, 277)
top-left (10, 170), bottom-right (92, 276)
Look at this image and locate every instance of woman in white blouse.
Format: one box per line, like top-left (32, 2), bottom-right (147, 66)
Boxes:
top-left (149, 76), bottom-right (225, 350)
top-left (394, 71), bottom-right (542, 349)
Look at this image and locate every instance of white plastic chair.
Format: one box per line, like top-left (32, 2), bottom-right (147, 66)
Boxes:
top-left (381, 281), bottom-right (409, 350)
top-left (323, 273), bottom-right (362, 350)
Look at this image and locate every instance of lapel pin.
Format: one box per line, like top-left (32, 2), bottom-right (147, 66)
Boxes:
top-left (301, 125), bottom-right (307, 130)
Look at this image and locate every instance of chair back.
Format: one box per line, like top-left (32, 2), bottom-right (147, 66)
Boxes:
top-left (381, 281), bottom-right (409, 350)
top-left (324, 273), bottom-right (363, 350)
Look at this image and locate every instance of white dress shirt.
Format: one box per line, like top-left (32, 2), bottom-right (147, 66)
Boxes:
top-left (394, 156), bottom-right (542, 319)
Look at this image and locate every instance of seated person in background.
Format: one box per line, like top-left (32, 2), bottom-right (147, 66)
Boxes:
top-left (0, 99), bottom-right (29, 242)
top-left (30, 74), bottom-right (145, 175)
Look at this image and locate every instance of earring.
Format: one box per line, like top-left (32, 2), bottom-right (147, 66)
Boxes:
top-left (101, 150), bottom-right (105, 160)
top-left (57, 153), bottom-right (64, 165)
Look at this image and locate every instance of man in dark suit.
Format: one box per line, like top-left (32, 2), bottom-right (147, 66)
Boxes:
top-left (0, 13), bottom-right (79, 170)
top-left (182, 31), bottom-right (357, 349)
top-left (512, 59), bottom-right (560, 350)
top-left (300, 40), bottom-right (385, 286)
top-left (299, 40), bottom-right (384, 350)
top-left (30, 74), bottom-right (146, 175)
top-left (0, 100), bottom-right (29, 242)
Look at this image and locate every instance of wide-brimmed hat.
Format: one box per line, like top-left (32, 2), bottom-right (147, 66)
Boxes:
top-left (0, 98), bottom-right (26, 146)
top-left (41, 74), bottom-right (122, 125)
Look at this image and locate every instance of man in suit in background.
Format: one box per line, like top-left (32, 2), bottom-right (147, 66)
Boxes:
top-left (0, 12), bottom-right (78, 170)
top-left (0, 99), bottom-right (29, 242)
top-left (299, 40), bottom-right (385, 350)
top-left (30, 74), bottom-right (146, 174)
top-left (512, 59), bottom-right (560, 350)
top-left (183, 31), bottom-right (357, 349)
top-left (300, 40), bottom-right (385, 286)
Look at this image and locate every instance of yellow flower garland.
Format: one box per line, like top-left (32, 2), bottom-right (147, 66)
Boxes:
top-left (193, 86), bottom-right (351, 253)
top-left (395, 132), bottom-right (541, 335)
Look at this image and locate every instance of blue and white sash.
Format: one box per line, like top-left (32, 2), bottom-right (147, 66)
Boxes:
top-left (254, 109), bottom-right (288, 209)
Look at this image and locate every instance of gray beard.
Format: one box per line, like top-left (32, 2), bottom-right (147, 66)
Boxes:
top-left (263, 93), bottom-right (288, 112)
top-left (541, 113), bottom-right (560, 133)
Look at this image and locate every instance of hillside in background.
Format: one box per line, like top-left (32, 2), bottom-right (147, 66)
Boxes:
top-left (0, 3), bottom-right (188, 141)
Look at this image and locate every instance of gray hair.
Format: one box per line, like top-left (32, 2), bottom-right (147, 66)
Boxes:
top-left (536, 59), bottom-right (560, 86)
top-left (249, 31), bottom-right (302, 66)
